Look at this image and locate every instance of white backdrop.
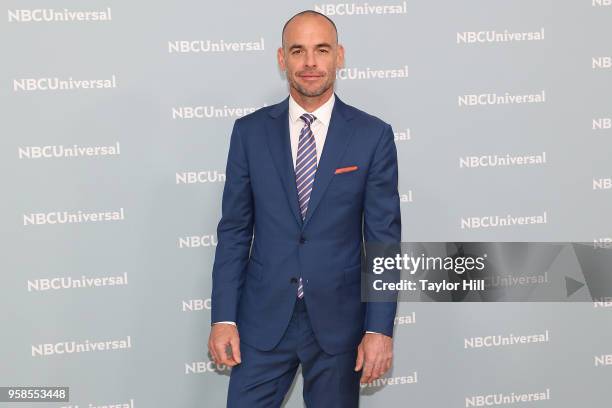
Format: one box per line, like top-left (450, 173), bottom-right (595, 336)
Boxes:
top-left (2, 1), bottom-right (612, 407)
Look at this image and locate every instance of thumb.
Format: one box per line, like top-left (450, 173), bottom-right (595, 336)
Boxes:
top-left (229, 335), bottom-right (241, 364)
top-left (354, 345), bottom-right (364, 371)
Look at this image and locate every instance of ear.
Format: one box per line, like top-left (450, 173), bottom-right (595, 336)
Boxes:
top-left (336, 44), bottom-right (345, 69)
top-left (277, 47), bottom-right (286, 72)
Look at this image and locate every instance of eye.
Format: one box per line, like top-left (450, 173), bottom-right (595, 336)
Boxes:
top-left (319, 49), bottom-right (329, 53)
top-left (292, 49), bottom-right (302, 55)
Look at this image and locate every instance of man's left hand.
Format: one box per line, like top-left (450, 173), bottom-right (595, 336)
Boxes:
top-left (354, 332), bottom-right (393, 384)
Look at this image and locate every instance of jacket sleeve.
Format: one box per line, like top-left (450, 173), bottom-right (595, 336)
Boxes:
top-left (210, 119), bottom-right (254, 324)
top-left (363, 123), bottom-right (402, 337)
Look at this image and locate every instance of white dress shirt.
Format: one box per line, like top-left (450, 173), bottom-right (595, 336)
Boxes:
top-left (214, 93), bottom-right (380, 335)
top-left (288, 92), bottom-right (335, 169)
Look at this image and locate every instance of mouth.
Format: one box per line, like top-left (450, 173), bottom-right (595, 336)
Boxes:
top-left (299, 74), bottom-right (324, 82)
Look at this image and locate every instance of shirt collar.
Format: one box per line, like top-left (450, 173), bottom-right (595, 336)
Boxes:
top-left (288, 92), bottom-right (335, 127)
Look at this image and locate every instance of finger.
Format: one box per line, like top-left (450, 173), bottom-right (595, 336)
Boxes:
top-left (207, 337), bottom-right (219, 364)
top-left (360, 358), bottom-right (374, 384)
top-left (378, 356), bottom-right (389, 378)
top-left (377, 362), bottom-right (388, 380)
top-left (354, 346), bottom-right (364, 371)
top-left (369, 359), bottom-right (383, 382)
top-left (223, 342), bottom-right (238, 367)
top-left (382, 356), bottom-right (392, 375)
top-left (229, 335), bottom-right (242, 364)
top-left (208, 343), bottom-right (219, 364)
top-left (214, 341), bottom-right (232, 366)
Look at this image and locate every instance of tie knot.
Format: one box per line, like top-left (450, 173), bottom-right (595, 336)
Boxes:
top-left (300, 113), bottom-right (316, 126)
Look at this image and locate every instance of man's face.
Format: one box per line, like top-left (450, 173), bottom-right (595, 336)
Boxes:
top-left (278, 15), bottom-right (344, 98)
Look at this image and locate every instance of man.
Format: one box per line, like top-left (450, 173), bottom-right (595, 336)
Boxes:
top-left (208, 9), bottom-right (401, 407)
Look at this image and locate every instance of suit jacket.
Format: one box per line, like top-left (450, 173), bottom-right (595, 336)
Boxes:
top-left (210, 93), bottom-right (401, 355)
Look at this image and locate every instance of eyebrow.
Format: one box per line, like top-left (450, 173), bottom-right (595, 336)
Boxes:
top-left (288, 43), bottom-right (333, 51)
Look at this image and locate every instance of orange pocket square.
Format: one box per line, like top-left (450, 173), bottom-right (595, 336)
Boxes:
top-left (334, 165), bottom-right (358, 175)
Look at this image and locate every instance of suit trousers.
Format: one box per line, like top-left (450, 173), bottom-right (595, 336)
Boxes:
top-left (227, 296), bottom-right (361, 407)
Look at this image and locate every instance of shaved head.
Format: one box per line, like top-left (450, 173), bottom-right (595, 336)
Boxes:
top-left (281, 10), bottom-right (338, 49)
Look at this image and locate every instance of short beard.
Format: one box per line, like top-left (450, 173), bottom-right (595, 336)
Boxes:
top-left (288, 74), bottom-right (335, 98)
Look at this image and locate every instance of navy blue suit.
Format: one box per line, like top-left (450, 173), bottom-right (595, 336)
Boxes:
top-left (211, 93), bottom-right (401, 406)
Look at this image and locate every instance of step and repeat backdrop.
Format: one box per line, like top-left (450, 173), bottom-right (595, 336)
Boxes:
top-left (2, 0), bottom-right (611, 407)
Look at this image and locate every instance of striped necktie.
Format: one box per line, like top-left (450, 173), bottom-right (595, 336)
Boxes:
top-left (295, 113), bottom-right (317, 298)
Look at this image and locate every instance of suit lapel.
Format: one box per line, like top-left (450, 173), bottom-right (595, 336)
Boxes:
top-left (301, 95), bottom-right (354, 229)
top-left (265, 97), bottom-right (302, 227)
top-left (265, 94), bottom-right (355, 230)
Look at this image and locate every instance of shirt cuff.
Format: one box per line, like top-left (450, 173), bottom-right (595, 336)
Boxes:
top-left (213, 321), bottom-right (236, 326)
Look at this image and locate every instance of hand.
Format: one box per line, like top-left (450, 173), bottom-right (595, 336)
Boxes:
top-left (354, 332), bottom-right (393, 384)
top-left (208, 323), bottom-right (242, 366)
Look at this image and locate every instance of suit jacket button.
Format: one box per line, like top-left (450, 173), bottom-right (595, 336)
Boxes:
top-left (290, 277), bottom-right (298, 283)
top-left (299, 236), bottom-right (306, 244)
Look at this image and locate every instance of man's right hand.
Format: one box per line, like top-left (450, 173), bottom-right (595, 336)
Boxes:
top-left (208, 323), bottom-right (242, 366)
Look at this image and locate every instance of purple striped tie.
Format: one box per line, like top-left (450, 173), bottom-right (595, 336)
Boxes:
top-left (295, 113), bottom-right (317, 298)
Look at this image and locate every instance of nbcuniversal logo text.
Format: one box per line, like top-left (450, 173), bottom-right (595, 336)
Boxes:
top-left (32, 335), bottom-right (132, 357)
top-left (464, 330), bottom-right (550, 349)
top-left (7, 8), bottom-right (112, 23)
top-left (593, 178), bottom-right (612, 190)
top-left (393, 128), bottom-right (411, 142)
top-left (168, 38), bottom-right (264, 53)
top-left (593, 56), bottom-right (612, 69)
top-left (484, 272), bottom-right (548, 288)
top-left (461, 211), bottom-right (547, 229)
top-left (592, 117), bottom-right (611, 130)
top-left (394, 312), bottom-right (416, 325)
top-left (466, 388), bottom-right (550, 407)
top-left (185, 360), bottom-right (231, 374)
top-left (182, 298), bottom-right (212, 311)
top-left (18, 142), bottom-right (120, 159)
top-left (458, 90), bottom-right (546, 107)
top-left (176, 171), bottom-right (225, 184)
top-left (594, 297), bottom-right (612, 308)
top-left (314, 2), bottom-right (407, 15)
top-left (27, 272), bottom-right (128, 292)
top-left (178, 234), bottom-right (217, 248)
top-left (593, 237), bottom-right (612, 249)
top-left (23, 208), bottom-right (125, 226)
top-left (13, 75), bottom-right (117, 92)
top-left (360, 372), bottom-right (417, 388)
top-left (172, 104), bottom-right (266, 119)
top-left (337, 65), bottom-right (408, 80)
top-left (459, 152), bottom-right (546, 168)
top-left (457, 28), bottom-right (544, 44)
top-left (400, 191), bottom-right (413, 203)
top-left (594, 354), bottom-right (612, 366)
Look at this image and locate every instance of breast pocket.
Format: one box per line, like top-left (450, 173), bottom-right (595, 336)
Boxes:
top-left (330, 166), bottom-right (365, 201)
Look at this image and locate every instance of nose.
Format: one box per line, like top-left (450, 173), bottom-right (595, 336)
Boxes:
top-left (304, 50), bottom-right (316, 68)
